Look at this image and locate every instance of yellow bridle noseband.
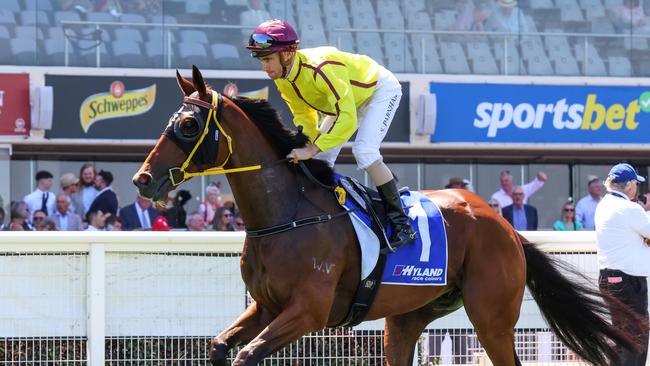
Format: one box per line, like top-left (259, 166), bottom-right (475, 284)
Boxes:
top-left (167, 90), bottom-right (264, 186)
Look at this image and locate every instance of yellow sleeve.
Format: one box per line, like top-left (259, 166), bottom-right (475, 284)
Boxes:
top-left (312, 65), bottom-right (358, 151)
top-left (276, 83), bottom-right (319, 141)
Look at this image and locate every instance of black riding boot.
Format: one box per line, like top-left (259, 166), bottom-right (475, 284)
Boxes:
top-left (377, 179), bottom-right (418, 250)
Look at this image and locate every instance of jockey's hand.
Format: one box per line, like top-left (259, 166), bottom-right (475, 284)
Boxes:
top-left (287, 143), bottom-right (320, 163)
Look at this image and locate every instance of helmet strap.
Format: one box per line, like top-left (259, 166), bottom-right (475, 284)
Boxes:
top-left (280, 51), bottom-right (296, 78)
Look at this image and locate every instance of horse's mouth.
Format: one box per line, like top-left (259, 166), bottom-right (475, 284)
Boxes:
top-left (138, 175), bottom-right (172, 204)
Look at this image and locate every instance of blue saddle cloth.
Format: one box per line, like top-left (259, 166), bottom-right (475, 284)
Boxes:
top-left (335, 175), bottom-right (449, 286)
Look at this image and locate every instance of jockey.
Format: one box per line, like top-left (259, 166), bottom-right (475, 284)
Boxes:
top-left (246, 19), bottom-right (417, 250)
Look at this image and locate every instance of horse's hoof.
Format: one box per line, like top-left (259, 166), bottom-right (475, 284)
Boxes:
top-left (232, 349), bottom-right (258, 366)
top-left (209, 340), bottom-right (228, 366)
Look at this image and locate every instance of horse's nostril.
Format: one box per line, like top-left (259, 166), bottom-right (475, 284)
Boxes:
top-left (136, 173), bottom-right (151, 186)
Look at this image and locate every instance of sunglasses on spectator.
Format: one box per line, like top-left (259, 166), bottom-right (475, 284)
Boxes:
top-left (223, 213), bottom-right (232, 217)
top-left (235, 221), bottom-right (244, 226)
top-left (33, 216), bottom-right (45, 221)
top-left (489, 204), bottom-right (499, 208)
top-left (564, 208), bottom-right (575, 212)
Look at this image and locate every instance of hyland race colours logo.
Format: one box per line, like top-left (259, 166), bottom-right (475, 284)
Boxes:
top-left (79, 81), bottom-right (156, 132)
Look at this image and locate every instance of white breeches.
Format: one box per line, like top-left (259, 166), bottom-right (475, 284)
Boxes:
top-left (314, 65), bottom-right (402, 169)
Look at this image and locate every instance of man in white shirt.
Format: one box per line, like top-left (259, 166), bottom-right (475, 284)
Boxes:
top-left (23, 170), bottom-right (56, 221)
top-left (576, 177), bottom-right (603, 230)
top-left (491, 170), bottom-right (546, 207)
top-left (595, 162), bottom-right (650, 366)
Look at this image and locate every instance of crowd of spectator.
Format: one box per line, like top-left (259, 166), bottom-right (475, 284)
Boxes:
top-left (5, 160), bottom-right (650, 233)
top-left (2, 163), bottom-right (246, 232)
top-left (445, 166), bottom-right (650, 232)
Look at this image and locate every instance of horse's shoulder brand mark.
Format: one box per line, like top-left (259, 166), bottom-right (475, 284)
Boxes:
top-left (312, 257), bottom-right (335, 275)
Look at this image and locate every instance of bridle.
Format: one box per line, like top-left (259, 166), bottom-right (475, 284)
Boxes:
top-left (161, 89), bottom-right (349, 237)
top-left (164, 90), bottom-right (280, 187)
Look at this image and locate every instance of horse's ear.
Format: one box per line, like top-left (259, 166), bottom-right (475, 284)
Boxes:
top-left (176, 70), bottom-right (195, 96)
top-left (191, 65), bottom-right (208, 98)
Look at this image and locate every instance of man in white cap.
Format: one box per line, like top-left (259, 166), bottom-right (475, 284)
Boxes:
top-left (60, 172), bottom-right (81, 214)
top-left (595, 162), bottom-right (650, 366)
top-left (486, 0), bottom-right (529, 33)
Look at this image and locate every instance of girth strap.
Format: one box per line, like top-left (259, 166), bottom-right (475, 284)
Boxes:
top-left (246, 211), bottom-right (350, 238)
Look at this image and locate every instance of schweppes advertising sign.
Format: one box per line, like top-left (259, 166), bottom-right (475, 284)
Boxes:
top-left (45, 75), bottom-right (410, 141)
top-left (79, 80), bottom-right (156, 132)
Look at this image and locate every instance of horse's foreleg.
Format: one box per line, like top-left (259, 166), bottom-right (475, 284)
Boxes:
top-left (209, 302), bottom-right (273, 366)
top-left (231, 302), bottom-right (326, 366)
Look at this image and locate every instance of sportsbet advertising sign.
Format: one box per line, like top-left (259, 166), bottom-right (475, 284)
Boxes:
top-left (429, 82), bottom-right (650, 143)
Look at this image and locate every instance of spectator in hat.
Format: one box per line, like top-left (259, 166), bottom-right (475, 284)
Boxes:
top-left (23, 170), bottom-right (56, 221)
top-left (595, 162), bottom-right (650, 366)
top-left (485, 0), bottom-right (529, 34)
top-left (445, 177), bottom-right (469, 189)
top-left (87, 170), bottom-right (118, 217)
top-left (152, 215), bottom-right (172, 231)
top-left (576, 177), bottom-right (603, 230)
top-left (60, 172), bottom-right (82, 214)
top-left (49, 192), bottom-right (83, 231)
top-left (165, 189), bottom-right (192, 229)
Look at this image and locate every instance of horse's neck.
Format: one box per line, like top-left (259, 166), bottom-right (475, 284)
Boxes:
top-left (226, 163), bottom-right (301, 230)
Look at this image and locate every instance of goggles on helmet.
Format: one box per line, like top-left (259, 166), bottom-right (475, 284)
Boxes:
top-left (248, 33), bottom-right (297, 50)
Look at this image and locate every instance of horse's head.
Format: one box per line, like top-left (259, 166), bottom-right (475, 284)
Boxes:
top-left (133, 66), bottom-right (231, 203)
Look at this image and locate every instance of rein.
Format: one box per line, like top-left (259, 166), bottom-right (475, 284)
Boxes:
top-left (171, 90), bottom-right (348, 237)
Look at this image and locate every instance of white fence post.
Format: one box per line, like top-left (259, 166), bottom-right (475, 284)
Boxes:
top-left (87, 243), bottom-right (106, 366)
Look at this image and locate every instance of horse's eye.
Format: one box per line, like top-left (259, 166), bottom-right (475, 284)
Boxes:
top-left (180, 118), bottom-right (200, 137)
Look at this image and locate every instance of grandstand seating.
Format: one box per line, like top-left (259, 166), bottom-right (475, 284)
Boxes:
top-left (1, 0), bottom-right (649, 76)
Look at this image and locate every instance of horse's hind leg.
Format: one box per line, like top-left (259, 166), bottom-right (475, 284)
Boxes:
top-left (209, 302), bottom-right (272, 366)
top-left (384, 304), bottom-right (451, 366)
top-left (462, 255), bottom-right (525, 365)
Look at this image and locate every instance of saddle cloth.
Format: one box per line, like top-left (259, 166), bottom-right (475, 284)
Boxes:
top-left (335, 176), bottom-right (449, 286)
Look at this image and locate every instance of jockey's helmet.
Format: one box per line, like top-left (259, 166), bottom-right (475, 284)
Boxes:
top-left (246, 19), bottom-right (299, 57)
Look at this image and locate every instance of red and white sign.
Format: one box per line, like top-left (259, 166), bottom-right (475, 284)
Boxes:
top-left (0, 74), bottom-right (30, 135)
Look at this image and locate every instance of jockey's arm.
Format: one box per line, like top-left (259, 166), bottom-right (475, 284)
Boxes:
top-left (312, 66), bottom-right (358, 152)
top-left (279, 92), bottom-right (319, 140)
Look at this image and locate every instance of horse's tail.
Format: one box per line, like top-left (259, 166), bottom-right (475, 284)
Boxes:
top-left (519, 233), bottom-right (644, 366)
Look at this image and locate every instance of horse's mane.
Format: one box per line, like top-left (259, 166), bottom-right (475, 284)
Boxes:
top-left (230, 97), bottom-right (335, 186)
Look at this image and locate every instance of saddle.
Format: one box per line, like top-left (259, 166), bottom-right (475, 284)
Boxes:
top-left (337, 176), bottom-right (388, 244)
top-left (334, 175), bottom-right (397, 327)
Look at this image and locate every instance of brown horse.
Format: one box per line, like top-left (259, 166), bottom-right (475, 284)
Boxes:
top-left (133, 66), bottom-right (640, 366)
